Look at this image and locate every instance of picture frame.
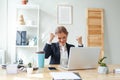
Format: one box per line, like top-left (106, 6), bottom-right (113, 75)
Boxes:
top-left (57, 5), bottom-right (73, 25)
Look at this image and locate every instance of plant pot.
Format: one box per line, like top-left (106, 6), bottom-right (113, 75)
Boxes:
top-left (98, 66), bottom-right (109, 74)
top-left (27, 68), bottom-right (33, 74)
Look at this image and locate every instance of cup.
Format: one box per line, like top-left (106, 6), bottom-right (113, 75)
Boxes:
top-left (36, 51), bottom-right (45, 68)
top-left (27, 68), bottom-right (33, 74)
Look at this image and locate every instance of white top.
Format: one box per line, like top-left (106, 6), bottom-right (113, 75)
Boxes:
top-left (59, 44), bottom-right (68, 67)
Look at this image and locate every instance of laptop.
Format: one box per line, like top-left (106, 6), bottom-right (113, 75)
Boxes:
top-left (60, 47), bottom-right (100, 70)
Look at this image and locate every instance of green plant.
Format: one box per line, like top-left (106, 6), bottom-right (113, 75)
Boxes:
top-left (98, 57), bottom-right (107, 67)
top-left (28, 62), bottom-right (32, 68)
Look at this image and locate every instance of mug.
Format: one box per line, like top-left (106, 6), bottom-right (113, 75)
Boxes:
top-left (36, 51), bottom-right (45, 68)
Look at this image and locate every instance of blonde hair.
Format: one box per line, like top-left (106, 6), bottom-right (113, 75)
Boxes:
top-left (55, 26), bottom-right (68, 35)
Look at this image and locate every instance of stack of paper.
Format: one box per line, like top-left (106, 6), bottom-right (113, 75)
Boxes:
top-left (50, 72), bottom-right (82, 80)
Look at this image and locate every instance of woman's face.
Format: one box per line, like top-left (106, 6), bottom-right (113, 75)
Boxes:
top-left (56, 32), bottom-right (67, 46)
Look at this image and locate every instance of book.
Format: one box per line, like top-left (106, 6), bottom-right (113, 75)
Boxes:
top-left (50, 72), bottom-right (82, 80)
top-left (16, 31), bottom-right (27, 45)
top-left (21, 31), bottom-right (27, 45)
top-left (16, 31), bottom-right (22, 45)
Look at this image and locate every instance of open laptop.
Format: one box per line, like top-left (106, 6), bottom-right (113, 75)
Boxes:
top-left (60, 47), bottom-right (100, 70)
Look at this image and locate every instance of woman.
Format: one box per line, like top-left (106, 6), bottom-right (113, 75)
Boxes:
top-left (43, 26), bottom-right (83, 65)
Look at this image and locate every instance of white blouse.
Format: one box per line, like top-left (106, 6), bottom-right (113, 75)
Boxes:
top-left (60, 44), bottom-right (68, 67)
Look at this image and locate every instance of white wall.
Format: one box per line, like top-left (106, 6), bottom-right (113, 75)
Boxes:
top-left (0, 0), bottom-right (8, 63)
top-left (6, 0), bottom-right (120, 64)
top-left (0, 0), bottom-right (7, 49)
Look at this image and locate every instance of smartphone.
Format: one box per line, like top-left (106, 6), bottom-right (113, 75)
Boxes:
top-left (48, 67), bottom-right (57, 70)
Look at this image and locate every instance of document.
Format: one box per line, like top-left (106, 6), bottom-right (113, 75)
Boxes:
top-left (50, 72), bottom-right (82, 80)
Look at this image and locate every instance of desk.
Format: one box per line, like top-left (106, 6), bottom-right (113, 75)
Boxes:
top-left (0, 64), bottom-right (120, 80)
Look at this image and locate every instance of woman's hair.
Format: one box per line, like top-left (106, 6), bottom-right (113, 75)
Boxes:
top-left (55, 26), bottom-right (68, 35)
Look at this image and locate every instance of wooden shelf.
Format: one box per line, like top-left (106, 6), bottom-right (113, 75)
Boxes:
top-left (87, 8), bottom-right (104, 58)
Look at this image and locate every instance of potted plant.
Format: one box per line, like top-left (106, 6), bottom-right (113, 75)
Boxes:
top-left (98, 57), bottom-right (109, 74)
top-left (27, 62), bottom-right (33, 74)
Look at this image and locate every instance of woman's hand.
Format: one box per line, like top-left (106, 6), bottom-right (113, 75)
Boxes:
top-left (76, 36), bottom-right (82, 45)
top-left (49, 33), bottom-right (55, 43)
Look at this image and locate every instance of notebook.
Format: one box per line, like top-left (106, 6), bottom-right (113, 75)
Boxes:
top-left (60, 47), bottom-right (100, 70)
top-left (50, 72), bottom-right (82, 80)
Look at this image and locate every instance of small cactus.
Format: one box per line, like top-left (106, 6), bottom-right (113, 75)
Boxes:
top-left (28, 62), bottom-right (32, 68)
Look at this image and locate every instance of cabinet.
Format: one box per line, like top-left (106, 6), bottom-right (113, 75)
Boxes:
top-left (87, 8), bottom-right (104, 58)
top-left (15, 5), bottom-right (40, 64)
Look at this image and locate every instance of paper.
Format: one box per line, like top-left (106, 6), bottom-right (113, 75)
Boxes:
top-left (27, 73), bottom-right (43, 78)
top-left (14, 77), bottom-right (30, 80)
top-left (50, 72), bottom-right (81, 80)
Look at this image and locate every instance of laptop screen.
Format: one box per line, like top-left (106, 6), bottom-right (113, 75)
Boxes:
top-left (66, 47), bottom-right (100, 70)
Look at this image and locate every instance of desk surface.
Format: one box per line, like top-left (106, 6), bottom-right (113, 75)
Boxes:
top-left (0, 64), bottom-right (120, 80)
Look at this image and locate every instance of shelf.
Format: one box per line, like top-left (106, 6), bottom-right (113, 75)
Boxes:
top-left (15, 4), bottom-right (40, 63)
top-left (16, 5), bottom-right (39, 9)
top-left (87, 8), bottom-right (104, 58)
top-left (16, 25), bottom-right (38, 28)
top-left (16, 45), bottom-right (37, 48)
